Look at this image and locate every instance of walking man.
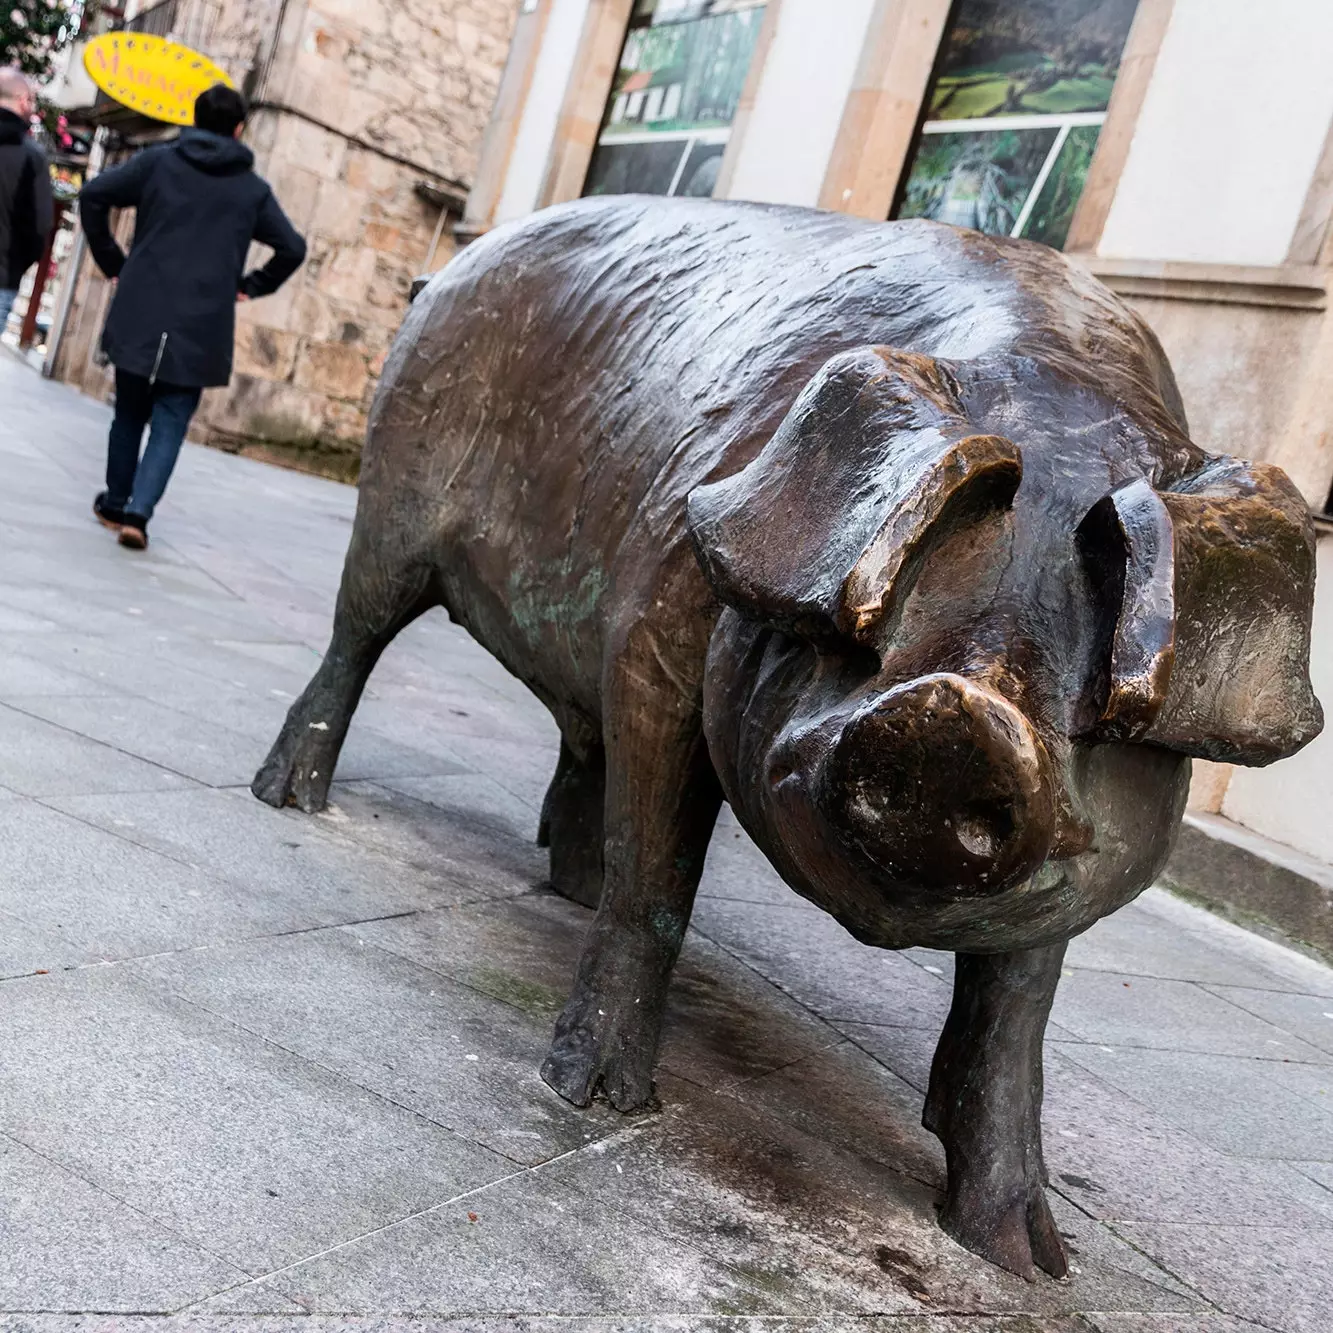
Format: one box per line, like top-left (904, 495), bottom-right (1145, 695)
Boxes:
top-left (0, 67), bottom-right (54, 336)
top-left (80, 83), bottom-right (306, 549)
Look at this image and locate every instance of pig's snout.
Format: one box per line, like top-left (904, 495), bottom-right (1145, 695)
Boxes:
top-left (822, 674), bottom-right (1055, 896)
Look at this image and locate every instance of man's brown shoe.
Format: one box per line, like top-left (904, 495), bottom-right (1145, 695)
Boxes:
top-left (118, 521), bottom-right (148, 550)
top-left (93, 492), bottom-right (125, 530)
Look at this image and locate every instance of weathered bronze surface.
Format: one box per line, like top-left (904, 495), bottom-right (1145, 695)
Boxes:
top-left (254, 198), bottom-right (1322, 1281)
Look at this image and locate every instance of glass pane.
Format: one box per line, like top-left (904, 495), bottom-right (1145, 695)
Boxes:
top-left (898, 128), bottom-right (1059, 235)
top-left (895, 0), bottom-right (1140, 249)
top-left (1019, 124), bottom-right (1103, 248)
top-left (583, 0), bottom-right (767, 199)
top-left (584, 139), bottom-right (691, 196)
top-left (929, 0), bottom-right (1138, 122)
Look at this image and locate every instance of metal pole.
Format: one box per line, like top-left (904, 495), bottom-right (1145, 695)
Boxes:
top-left (423, 203), bottom-right (449, 273)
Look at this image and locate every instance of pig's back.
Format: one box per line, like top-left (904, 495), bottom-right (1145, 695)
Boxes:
top-left (362, 197), bottom-right (1170, 716)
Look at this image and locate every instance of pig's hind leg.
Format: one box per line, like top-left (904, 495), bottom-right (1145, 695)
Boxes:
top-left (252, 525), bottom-right (438, 813)
top-left (541, 633), bottom-right (722, 1111)
top-left (537, 738), bottom-right (606, 909)
top-left (924, 942), bottom-right (1069, 1281)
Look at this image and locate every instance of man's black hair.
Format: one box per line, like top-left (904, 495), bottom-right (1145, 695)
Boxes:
top-left (194, 84), bottom-right (248, 137)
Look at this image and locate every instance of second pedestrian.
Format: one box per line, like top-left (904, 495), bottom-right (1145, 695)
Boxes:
top-left (0, 67), bottom-right (54, 338)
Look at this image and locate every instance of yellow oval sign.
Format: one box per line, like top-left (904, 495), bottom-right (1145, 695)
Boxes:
top-left (83, 32), bottom-right (235, 127)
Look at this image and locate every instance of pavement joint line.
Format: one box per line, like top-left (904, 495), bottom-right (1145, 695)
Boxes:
top-left (175, 1123), bottom-right (656, 1314)
top-left (0, 697), bottom-right (208, 788)
top-left (25, 774), bottom-right (540, 921)
top-left (150, 983), bottom-right (538, 1171)
top-left (705, 1040), bottom-right (945, 1195)
top-left (0, 899), bottom-right (522, 985)
top-left (0, 893), bottom-right (526, 986)
top-left (1055, 965), bottom-right (1327, 997)
top-left (0, 1127), bottom-right (254, 1287)
top-left (1101, 1220), bottom-right (1277, 1331)
top-left (5, 637), bottom-right (314, 705)
top-left (1047, 1038), bottom-right (1331, 1067)
top-left (1203, 978), bottom-right (1333, 999)
top-left (686, 924), bottom-right (830, 1022)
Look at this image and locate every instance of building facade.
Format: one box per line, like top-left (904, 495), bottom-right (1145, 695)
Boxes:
top-left (462, 0), bottom-right (1333, 951)
top-left (49, 0), bottom-right (515, 477)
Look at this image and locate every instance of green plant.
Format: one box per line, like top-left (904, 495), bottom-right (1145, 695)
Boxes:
top-left (0, 0), bottom-right (83, 83)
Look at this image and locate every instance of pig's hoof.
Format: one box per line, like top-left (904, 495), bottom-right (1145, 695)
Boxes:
top-left (251, 734), bottom-right (333, 814)
top-left (540, 1006), bottom-right (659, 1113)
top-left (940, 1185), bottom-right (1068, 1281)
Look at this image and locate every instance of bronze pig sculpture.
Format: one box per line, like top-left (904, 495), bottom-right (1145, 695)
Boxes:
top-left (254, 198), bottom-right (1322, 1280)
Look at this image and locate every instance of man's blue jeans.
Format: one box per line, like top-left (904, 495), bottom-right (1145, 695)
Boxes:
top-left (106, 369), bottom-right (202, 522)
top-left (0, 289), bottom-right (18, 333)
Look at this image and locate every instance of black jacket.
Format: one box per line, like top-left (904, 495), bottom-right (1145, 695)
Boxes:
top-left (80, 129), bottom-right (306, 387)
top-left (0, 108), bottom-right (54, 290)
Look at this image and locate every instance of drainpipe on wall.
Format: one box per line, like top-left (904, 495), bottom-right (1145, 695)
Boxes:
top-left (415, 180), bottom-right (469, 274)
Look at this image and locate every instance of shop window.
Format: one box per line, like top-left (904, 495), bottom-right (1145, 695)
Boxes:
top-left (894, 0), bottom-right (1140, 249)
top-left (583, 0), bottom-right (767, 200)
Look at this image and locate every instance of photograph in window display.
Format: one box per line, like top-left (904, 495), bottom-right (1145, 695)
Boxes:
top-left (898, 0), bottom-right (1139, 249)
top-left (583, 0), bottom-right (766, 200)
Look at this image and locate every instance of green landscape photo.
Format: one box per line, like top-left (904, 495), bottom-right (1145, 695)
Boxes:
top-left (927, 0), bottom-right (1139, 121)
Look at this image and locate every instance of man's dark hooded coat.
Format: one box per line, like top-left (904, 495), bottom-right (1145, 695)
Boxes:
top-left (80, 128), bottom-right (306, 387)
top-left (0, 107), bottom-right (54, 290)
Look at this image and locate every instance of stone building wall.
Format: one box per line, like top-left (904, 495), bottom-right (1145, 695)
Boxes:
top-left (53, 0), bottom-right (516, 479)
top-left (194, 0), bottom-right (516, 476)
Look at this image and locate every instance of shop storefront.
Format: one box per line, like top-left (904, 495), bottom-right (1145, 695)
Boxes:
top-left (462, 0), bottom-right (1333, 953)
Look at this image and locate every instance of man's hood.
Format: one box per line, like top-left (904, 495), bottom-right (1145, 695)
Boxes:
top-left (175, 127), bottom-right (254, 175)
top-left (0, 109), bottom-right (29, 147)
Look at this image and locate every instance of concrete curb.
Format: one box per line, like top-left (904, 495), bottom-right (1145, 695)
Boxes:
top-left (1163, 811), bottom-right (1333, 965)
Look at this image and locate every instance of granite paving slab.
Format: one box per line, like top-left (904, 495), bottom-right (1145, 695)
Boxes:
top-left (1055, 1044), bottom-right (1333, 1160)
top-left (0, 966), bottom-right (515, 1273)
top-left (1199, 983), bottom-right (1333, 1057)
top-left (1066, 887), bottom-right (1333, 998)
top-left (49, 785), bottom-right (485, 920)
top-left (0, 907), bottom-right (97, 980)
top-left (689, 895), bottom-right (955, 1029)
top-left (1109, 1224), bottom-right (1333, 1333)
top-left (132, 925), bottom-right (628, 1167)
top-left (1050, 969), bottom-right (1328, 1062)
top-left (350, 890), bottom-right (844, 1093)
top-left (318, 781), bottom-right (549, 901)
top-left (0, 1318), bottom-right (1103, 1333)
top-left (1038, 1047), bottom-right (1333, 1229)
top-left (0, 1135), bottom-right (246, 1313)
top-left (0, 702), bottom-right (197, 798)
top-left (0, 796), bottom-right (432, 960)
top-left (254, 1134), bottom-right (803, 1317)
top-left (836, 1022), bottom-right (943, 1094)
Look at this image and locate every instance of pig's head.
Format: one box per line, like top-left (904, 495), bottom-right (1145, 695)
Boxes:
top-left (686, 346), bottom-right (1322, 951)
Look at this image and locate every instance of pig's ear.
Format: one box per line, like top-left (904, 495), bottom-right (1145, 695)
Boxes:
top-left (686, 346), bottom-right (1021, 645)
top-left (1078, 458), bottom-right (1322, 765)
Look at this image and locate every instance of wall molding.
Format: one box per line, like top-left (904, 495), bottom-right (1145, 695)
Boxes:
top-left (1073, 255), bottom-right (1328, 311)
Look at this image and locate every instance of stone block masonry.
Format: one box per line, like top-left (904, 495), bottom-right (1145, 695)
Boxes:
top-left (52, 0), bottom-right (517, 481)
top-left (192, 0), bottom-right (517, 478)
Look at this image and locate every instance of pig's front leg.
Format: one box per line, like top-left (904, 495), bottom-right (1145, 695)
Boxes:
top-left (541, 655), bottom-right (721, 1112)
top-left (923, 942), bottom-right (1069, 1281)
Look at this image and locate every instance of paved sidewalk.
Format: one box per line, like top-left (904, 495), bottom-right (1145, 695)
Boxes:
top-left (0, 351), bottom-right (1331, 1333)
